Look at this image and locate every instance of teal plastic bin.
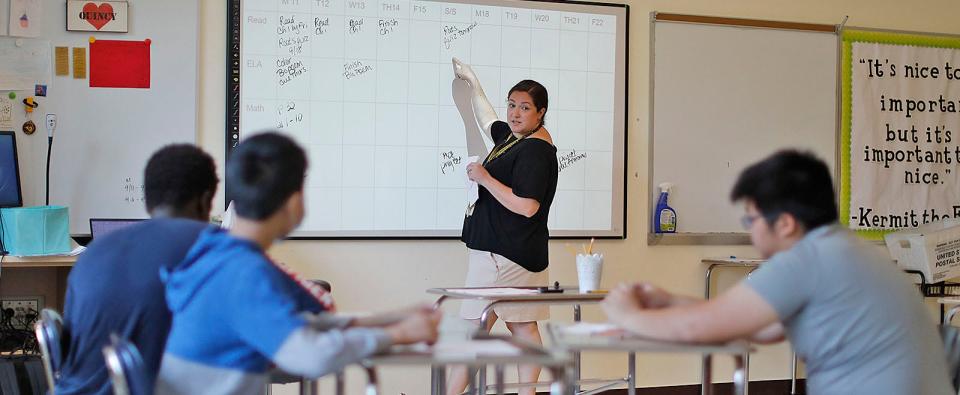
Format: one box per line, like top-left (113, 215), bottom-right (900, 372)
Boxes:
top-left (0, 206), bottom-right (71, 256)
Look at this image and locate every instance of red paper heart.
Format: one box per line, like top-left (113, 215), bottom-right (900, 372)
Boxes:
top-left (82, 2), bottom-right (114, 31)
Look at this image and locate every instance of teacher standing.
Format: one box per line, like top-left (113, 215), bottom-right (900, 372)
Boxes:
top-left (449, 58), bottom-right (559, 395)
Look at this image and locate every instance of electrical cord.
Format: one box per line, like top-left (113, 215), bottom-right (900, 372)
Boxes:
top-left (0, 208), bottom-right (7, 256)
top-left (0, 211), bottom-right (5, 301)
top-left (46, 135), bottom-right (52, 206)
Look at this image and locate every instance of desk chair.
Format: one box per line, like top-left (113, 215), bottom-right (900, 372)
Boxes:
top-left (24, 357), bottom-right (48, 395)
top-left (0, 358), bottom-right (19, 395)
top-left (34, 308), bottom-right (64, 392)
top-left (102, 334), bottom-right (149, 395)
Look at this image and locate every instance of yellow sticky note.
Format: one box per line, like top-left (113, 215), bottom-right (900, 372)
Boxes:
top-left (55, 47), bottom-right (69, 76)
top-left (73, 47), bottom-right (87, 79)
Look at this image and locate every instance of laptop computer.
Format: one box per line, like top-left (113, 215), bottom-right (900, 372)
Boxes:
top-left (89, 218), bottom-right (146, 239)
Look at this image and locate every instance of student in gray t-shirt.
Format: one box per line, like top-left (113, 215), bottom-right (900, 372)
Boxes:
top-left (602, 150), bottom-right (953, 395)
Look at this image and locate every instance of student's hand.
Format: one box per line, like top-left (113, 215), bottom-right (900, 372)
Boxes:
top-left (350, 303), bottom-right (434, 327)
top-left (633, 283), bottom-right (675, 309)
top-left (466, 162), bottom-right (491, 185)
top-left (385, 308), bottom-right (442, 345)
top-left (600, 283), bottom-right (645, 321)
top-left (452, 57), bottom-right (479, 87)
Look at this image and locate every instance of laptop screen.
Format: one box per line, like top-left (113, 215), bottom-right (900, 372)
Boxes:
top-left (89, 218), bottom-right (145, 239)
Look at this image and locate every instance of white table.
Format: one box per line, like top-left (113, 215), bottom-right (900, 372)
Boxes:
top-left (547, 323), bottom-right (754, 395)
top-left (362, 335), bottom-right (573, 395)
top-left (429, 286), bottom-right (607, 394)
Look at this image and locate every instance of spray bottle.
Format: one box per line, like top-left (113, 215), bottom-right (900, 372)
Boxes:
top-left (653, 182), bottom-right (677, 233)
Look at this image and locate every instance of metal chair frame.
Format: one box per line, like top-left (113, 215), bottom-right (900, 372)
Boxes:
top-left (34, 308), bottom-right (63, 393)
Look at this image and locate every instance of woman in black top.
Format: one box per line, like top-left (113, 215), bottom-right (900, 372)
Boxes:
top-left (449, 58), bottom-right (559, 395)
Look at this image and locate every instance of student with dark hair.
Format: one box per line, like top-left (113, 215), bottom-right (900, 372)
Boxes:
top-left (143, 145), bottom-right (221, 218)
top-left (156, 133), bottom-right (440, 395)
top-left (601, 150), bottom-right (953, 395)
top-left (58, 144), bottom-right (219, 395)
top-left (449, 58), bottom-right (559, 395)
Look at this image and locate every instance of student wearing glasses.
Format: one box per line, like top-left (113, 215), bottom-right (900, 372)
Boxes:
top-left (601, 150), bottom-right (953, 395)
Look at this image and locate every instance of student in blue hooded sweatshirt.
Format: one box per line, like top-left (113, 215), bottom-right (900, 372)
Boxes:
top-left (155, 133), bottom-right (441, 394)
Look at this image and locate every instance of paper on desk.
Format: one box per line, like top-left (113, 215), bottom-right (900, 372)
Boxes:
top-left (453, 287), bottom-right (540, 297)
top-left (710, 256), bottom-right (764, 264)
top-left (559, 322), bottom-right (622, 336)
top-left (433, 339), bottom-right (522, 357)
top-left (465, 156), bottom-right (479, 206)
top-left (14, 245), bottom-right (85, 257)
top-left (65, 245), bottom-right (86, 256)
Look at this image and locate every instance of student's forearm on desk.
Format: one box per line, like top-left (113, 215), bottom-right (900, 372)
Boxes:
top-left (349, 311), bottom-right (408, 328)
top-left (617, 285), bottom-right (778, 343)
top-left (666, 293), bottom-right (701, 307)
top-left (305, 311), bottom-right (407, 330)
top-left (481, 179), bottom-right (540, 218)
top-left (273, 326), bottom-right (391, 378)
top-left (748, 322), bottom-right (785, 344)
top-left (616, 306), bottom-right (725, 343)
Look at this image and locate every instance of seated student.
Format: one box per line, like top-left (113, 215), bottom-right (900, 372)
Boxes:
top-left (58, 145), bottom-right (219, 395)
top-left (602, 150), bottom-right (954, 395)
top-left (156, 132), bottom-right (441, 395)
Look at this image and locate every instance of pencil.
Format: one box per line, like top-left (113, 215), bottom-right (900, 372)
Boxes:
top-left (587, 238), bottom-right (595, 255)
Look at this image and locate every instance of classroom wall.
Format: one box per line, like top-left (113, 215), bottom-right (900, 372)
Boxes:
top-left (195, 0), bottom-right (960, 393)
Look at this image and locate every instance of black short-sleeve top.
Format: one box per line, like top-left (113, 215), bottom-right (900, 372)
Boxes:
top-left (461, 121), bottom-right (559, 272)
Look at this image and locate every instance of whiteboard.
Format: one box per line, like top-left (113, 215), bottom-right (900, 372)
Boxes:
top-left (650, 17), bottom-right (838, 238)
top-left (3, 0), bottom-right (198, 235)
top-left (230, 0), bottom-right (628, 238)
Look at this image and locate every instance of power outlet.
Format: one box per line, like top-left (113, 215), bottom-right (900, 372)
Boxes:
top-left (1, 297), bottom-right (44, 330)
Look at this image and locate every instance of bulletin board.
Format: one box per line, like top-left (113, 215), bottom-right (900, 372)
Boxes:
top-left (0, 0), bottom-right (198, 235)
top-left (840, 29), bottom-right (960, 239)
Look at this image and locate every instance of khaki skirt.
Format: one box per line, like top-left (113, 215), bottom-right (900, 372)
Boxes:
top-left (459, 248), bottom-right (550, 322)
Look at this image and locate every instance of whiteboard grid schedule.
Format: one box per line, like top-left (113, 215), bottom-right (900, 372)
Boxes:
top-left (233, 0), bottom-right (627, 237)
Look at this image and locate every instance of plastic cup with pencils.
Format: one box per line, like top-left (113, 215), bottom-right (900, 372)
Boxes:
top-left (575, 238), bottom-right (603, 293)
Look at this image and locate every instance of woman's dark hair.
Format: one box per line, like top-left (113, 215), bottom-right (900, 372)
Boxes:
top-left (730, 150), bottom-right (838, 230)
top-left (226, 132), bottom-right (307, 220)
top-left (508, 80), bottom-right (548, 126)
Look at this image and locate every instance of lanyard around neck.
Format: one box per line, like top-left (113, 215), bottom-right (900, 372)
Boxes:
top-left (483, 127), bottom-right (539, 166)
top-left (483, 135), bottom-right (522, 165)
